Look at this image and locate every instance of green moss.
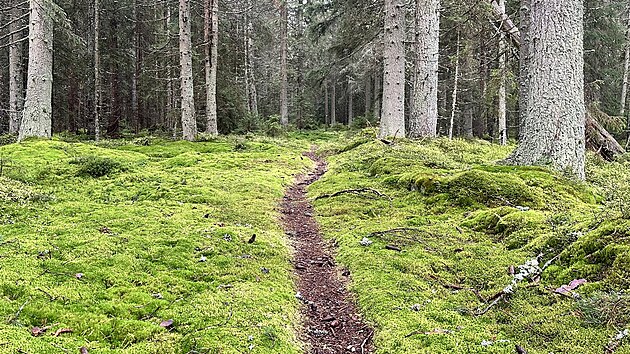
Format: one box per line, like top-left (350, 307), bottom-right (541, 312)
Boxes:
top-left (0, 136), bottom-right (317, 353)
top-left (309, 133), bottom-right (630, 354)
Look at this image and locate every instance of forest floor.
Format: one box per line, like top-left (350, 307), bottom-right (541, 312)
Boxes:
top-left (0, 130), bottom-right (628, 353)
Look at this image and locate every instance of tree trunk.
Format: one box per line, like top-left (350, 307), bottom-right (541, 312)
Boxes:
top-left (279, 1), bottom-right (289, 126)
top-left (131, 0), bottom-right (140, 133)
top-left (204, 0), bottom-right (218, 135)
top-left (497, 0), bottom-right (508, 145)
top-left (364, 75), bottom-right (372, 117)
top-left (518, 0), bottom-right (530, 137)
top-left (620, 4), bottom-right (630, 117)
top-left (19, 0), bottom-right (53, 141)
top-left (409, 0), bottom-right (439, 138)
top-left (245, 20), bottom-right (259, 117)
top-left (379, 0), bottom-right (405, 138)
top-left (324, 80), bottom-right (329, 125)
top-left (94, 0), bottom-right (101, 140)
top-left (179, 0), bottom-right (197, 140)
top-left (107, 17), bottom-right (121, 138)
top-left (331, 79), bottom-right (337, 125)
top-left (348, 80), bottom-right (354, 126)
top-left (507, 0), bottom-right (585, 179)
top-left (373, 71), bottom-right (381, 120)
top-left (449, 32), bottom-right (460, 140)
top-left (8, 0), bottom-right (24, 134)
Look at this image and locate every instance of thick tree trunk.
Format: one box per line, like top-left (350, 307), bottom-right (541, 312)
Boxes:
top-left (507, 0), bottom-right (585, 179)
top-left (19, 0), bottom-right (53, 141)
top-left (448, 32), bottom-right (460, 140)
top-left (379, 0), bottom-right (405, 138)
top-left (409, 0), bottom-right (439, 138)
top-left (179, 0), bottom-right (197, 140)
top-left (204, 0), bottom-right (218, 135)
top-left (279, 1), bottom-right (289, 126)
top-left (497, 0), bottom-right (508, 145)
top-left (8, 0), bottom-right (24, 134)
top-left (518, 0), bottom-right (530, 135)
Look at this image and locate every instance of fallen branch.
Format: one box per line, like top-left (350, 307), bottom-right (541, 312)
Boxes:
top-left (314, 188), bottom-right (391, 201)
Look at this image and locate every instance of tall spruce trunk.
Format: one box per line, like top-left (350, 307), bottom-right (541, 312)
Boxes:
top-left (331, 79), bottom-right (337, 125)
top-left (379, 0), bottom-right (405, 138)
top-left (245, 20), bottom-right (259, 116)
top-left (409, 0), bottom-right (439, 138)
top-left (507, 0), bottom-right (585, 179)
top-left (348, 80), bottom-right (354, 126)
top-left (364, 75), bottom-right (372, 117)
top-left (94, 0), bottom-right (101, 140)
top-left (204, 0), bottom-right (218, 135)
top-left (324, 80), bottom-right (329, 125)
top-left (8, 0), bottom-right (24, 134)
top-left (179, 0), bottom-right (197, 140)
top-left (498, 0), bottom-right (508, 145)
top-left (373, 72), bottom-right (381, 120)
top-left (19, 0), bottom-right (53, 141)
top-left (279, 1), bottom-right (289, 126)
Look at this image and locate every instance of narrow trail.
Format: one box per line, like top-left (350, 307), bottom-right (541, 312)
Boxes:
top-left (280, 148), bottom-right (374, 354)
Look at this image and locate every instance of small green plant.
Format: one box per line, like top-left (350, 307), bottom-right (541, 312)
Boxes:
top-left (576, 291), bottom-right (630, 328)
top-left (71, 156), bottom-right (124, 177)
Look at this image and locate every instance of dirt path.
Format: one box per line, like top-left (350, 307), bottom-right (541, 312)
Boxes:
top-left (280, 149), bottom-right (374, 354)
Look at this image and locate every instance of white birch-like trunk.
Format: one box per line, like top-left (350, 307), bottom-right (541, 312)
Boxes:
top-left (279, 1), bottom-right (289, 126)
top-left (498, 0), bottom-right (508, 145)
top-left (379, 0), bottom-right (405, 138)
top-left (508, 0), bottom-right (585, 179)
top-left (179, 0), bottom-right (197, 140)
top-left (409, 0), bottom-right (439, 138)
top-left (19, 0), bottom-right (53, 141)
top-left (8, 1), bottom-right (24, 134)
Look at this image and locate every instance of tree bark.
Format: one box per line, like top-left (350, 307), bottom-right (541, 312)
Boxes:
top-left (19, 0), bottom-right (53, 141)
top-left (204, 0), bottom-right (218, 135)
top-left (94, 0), bottom-right (101, 140)
top-left (620, 4), bottom-right (630, 117)
top-left (373, 71), bottom-right (381, 120)
top-left (179, 0), bottom-right (197, 140)
top-left (331, 79), bottom-right (337, 125)
top-left (364, 75), bottom-right (372, 117)
top-left (8, 0), bottom-right (24, 134)
top-left (507, 0), bottom-right (585, 179)
top-left (448, 32), bottom-right (460, 140)
top-left (324, 80), bottom-right (329, 125)
top-left (379, 0), bottom-right (405, 138)
top-left (245, 20), bottom-right (259, 117)
top-left (348, 80), bottom-right (354, 126)
top-left (498, 0), bottom-right (508, 145)
top-left (409, 0), bottom-right (439, 138)
top-left (279, 1), bottom-right (289, 126)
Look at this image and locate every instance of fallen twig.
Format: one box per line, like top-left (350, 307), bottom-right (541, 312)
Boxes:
top-left (314, 188), bottom-right (391, 201)
top-left (361, 330), bottom-right (373, 354)
top-left (8, 300), bottom-right (28, 324)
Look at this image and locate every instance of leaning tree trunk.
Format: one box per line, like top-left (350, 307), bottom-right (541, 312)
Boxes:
top-left (204, 0), bottom-right (218, 135)
top-left (379, 0), bottom-right (405, 138)
top-left (8, 0), bottom-right (24, 135)
top-left (409, 0), bottom-right (439, 138)
top-left (279, 1), bottom-right (289, 126)
top-left (507, 0), bottom-right (585, 179)
top-left (179, 0), bottom-right (197, 141)
top-left (19, 0), bottom-right (53, 141)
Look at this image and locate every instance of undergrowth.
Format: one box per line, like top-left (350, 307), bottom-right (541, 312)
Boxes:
top-left (310, 129), bottom-right (630, 353)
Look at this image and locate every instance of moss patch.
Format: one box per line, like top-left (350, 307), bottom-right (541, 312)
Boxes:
top-left (311, 132), bottom-right (630, 353)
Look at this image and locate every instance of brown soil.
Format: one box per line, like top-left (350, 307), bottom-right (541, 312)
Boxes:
top-left (280, 149), bottom-right (374, 354)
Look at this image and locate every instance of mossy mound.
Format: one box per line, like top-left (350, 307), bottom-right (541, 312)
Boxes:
top-left (310, 130), bottom-right (630, 353)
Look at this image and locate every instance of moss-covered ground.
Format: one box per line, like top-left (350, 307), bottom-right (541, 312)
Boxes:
top-left (310, 130), bottom-right (630, 353)
top-left (1, 130), bottom-right (629, 353)
top-left (0, 133), bottom-right (334, 353)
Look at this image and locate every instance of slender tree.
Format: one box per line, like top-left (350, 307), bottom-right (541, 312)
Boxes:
top-left (179, 0), bottom-right (196, 140)
top-left (497, 0), bottom-right (508, 145)
top-left (279, 0), bottom-right (289, 126)
top-left (205, 0), bottom-right (218, 135)
top-left (8, 0), bottom-right (24, 134)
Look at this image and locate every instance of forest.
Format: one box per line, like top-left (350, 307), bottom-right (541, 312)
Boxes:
top-left (1, 0), bottom-right (630, 353)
